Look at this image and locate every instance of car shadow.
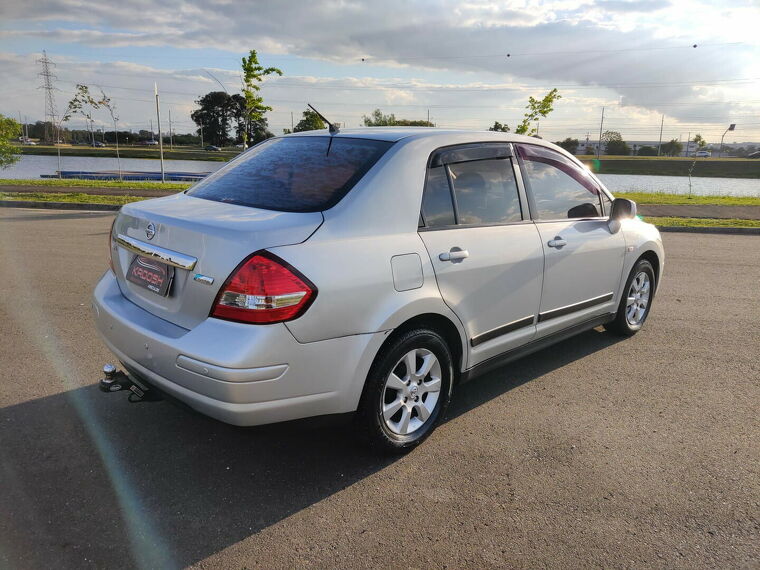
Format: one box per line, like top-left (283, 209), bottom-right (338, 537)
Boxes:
top-left (0, 327), bottom-right (621, 568)
top-left (448, 326), bottom-right (622, 420)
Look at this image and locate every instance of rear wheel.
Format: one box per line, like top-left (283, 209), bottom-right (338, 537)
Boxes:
top-left (356, 328), bottom-right (453, 453)
top-left (606, 258), bottom-right (656, 336)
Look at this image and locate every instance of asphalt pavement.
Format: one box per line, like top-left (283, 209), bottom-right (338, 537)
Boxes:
top-left (0, 208), bottom-right (758, 569)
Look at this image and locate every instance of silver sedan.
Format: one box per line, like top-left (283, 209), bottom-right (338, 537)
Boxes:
top-left (93, 128), bottom-right (664, 452)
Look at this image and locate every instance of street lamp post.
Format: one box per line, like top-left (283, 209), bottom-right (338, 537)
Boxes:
top-left (154, 83), bottom-right (165, 183)
top-left (720, 124), bottom-right (736, 158)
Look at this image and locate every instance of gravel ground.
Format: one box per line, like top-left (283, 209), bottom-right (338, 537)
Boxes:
top-left (0, 208), bottom-right (758, 569)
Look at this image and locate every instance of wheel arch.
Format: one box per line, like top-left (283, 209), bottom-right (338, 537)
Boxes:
top-left (375, 312), bottom-right (466, 379)
top-left (638, 249), bottom-right (661, 285)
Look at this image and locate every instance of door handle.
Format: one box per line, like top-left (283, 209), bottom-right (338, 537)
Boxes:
top-left (547, 236), bottom-right (567, 248)
top-left (439, 248), bottom-right (469, 262)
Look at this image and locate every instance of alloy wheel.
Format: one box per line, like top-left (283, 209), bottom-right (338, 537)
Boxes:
top-left (626, 271), bottom-right (651, 326)
top-left (381, 348), bottom-right (442, 435)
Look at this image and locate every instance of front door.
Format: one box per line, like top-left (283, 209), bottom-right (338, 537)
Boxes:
top-left (515, 143), bottom-right (626, 336)
top-left (418, 143), bottom-right (544, 367)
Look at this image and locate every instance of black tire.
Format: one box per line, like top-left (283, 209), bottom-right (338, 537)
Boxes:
top-left (356, 328), bottom-right (454, 453)
top-left (606, 258), bottom-right (656, 336)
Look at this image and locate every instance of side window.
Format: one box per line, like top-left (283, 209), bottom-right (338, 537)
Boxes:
top-left (421, 166), bottom-right (456, 227)
top-left (449, 159), bottom-right (522, 225)
top-left (517, 145), bottom-right (603, 220)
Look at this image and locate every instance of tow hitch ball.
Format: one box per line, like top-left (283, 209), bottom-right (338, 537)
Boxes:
top-left (99, 364), bottom-right (160, 402)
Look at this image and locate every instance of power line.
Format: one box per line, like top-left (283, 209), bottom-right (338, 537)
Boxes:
top-left (262, 77), bottom-right (760, 92)
top-left (361, 42), bottom-right (746, 63)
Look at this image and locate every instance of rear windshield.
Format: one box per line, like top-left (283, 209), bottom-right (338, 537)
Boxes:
top-left (187, 136), bottom-right (393, 212)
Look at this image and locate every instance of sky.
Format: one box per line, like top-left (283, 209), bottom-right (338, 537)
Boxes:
top-left (1, 0), bottom-right (759, 144)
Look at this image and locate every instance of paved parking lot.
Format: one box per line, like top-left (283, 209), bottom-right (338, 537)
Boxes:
top-left (1, 208), bottom-right (758, 569)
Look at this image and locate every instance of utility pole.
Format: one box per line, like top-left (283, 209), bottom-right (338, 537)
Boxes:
top-left (657, 114), bottom-right (664, 156)
top-left (150, 119), bottom-right (154, 141)
top-left (37, 50), bottom-right (59, 143)
top-left (154, 83), bottom-right (165, 182)
top-left (596, 106), bottom-right (605, 159)
top-left (427, 109), bottom-right (430, 124)
top-left (17, 111), bottom-right (26, 142)
top-left (199, 120), bottom-right (204, 148)
top-left (291, 112), bottom-right (294, 132)
top-left (168, 107), bottom-right (173, 150)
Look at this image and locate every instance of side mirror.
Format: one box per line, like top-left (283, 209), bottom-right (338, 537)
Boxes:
top-left (608, 198), bottom-right (637, 234)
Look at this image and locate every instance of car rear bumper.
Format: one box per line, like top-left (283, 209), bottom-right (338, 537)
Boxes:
top-left (92, 271), bottom-right (387, 426)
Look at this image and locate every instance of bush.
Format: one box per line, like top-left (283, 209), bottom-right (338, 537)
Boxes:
top-left (637, 145), bottom-right (658, 156)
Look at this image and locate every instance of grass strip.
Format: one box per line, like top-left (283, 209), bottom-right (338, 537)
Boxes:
top-left (643, 216), bottom-right (760, 228)
top-left (0, 192), bottom-right (146, 206)
top-left (18, 145), bottom-right (236, 162)
top-left (617, 191), bottom-right (760, 206)
top-left (0, 178), bottom-right (190, 191)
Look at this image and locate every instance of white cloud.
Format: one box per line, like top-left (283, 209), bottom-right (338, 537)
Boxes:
top-left (1, 0), bottom-right (758, 140)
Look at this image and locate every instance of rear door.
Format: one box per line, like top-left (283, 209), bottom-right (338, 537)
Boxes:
top-left (418, 143), bottom-right (544, 367)
top-left (515, 143), bottom-right (625, 336)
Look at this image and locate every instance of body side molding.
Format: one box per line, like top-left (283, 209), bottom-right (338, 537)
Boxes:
top-left (537, 292), bottom-right (614, 323)
top-left (470, 315), bottom-right (535, 348)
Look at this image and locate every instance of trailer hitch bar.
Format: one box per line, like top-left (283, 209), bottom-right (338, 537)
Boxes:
top-left (99, 364), bottom-right (162, 403)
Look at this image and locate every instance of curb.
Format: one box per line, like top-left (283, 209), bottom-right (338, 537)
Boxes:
top-left (2, 200), bottom-right (759, 235)
top-left (655, 225), bottom-right (760, 235)
top-left (0, 200), bottom-right (120, 211)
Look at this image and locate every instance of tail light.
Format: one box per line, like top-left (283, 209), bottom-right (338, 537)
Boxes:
top-left (211, 252), bottom-right (317, 324)
top-left (108, 216), bottom-right (117, 273)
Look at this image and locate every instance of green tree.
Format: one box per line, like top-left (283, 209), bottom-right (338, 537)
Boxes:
top-left (516, 88), bottom-right (561, 135)
top-left (602, 130), bottom-right (630, 155)
top-left (230, 93), bottom-right (273, 144)
top-left (661, 139), bottom-right (683, 157)
top-left (0, 114), bottom-right (22, 169)
top-left (362, 109), bottom-right (434, 127)
top-left (68, 84), bottom-right (102, 146)
top-left (240, 49), bottom-right (282, 148)
top-left (487, 121), bottom-right (510, 132)
top-left (488, 89), bottom-right (561, 135)
top-left (290, 108), bottom-right (326, 133)
top-left (637, 145), bottom-right (658, 156)
top-left (555, 137), bottom-right (579, 154)
top-left (693, 133), bottom-right (707, 149)
top-left (192, 91), bottom-right (235, 146)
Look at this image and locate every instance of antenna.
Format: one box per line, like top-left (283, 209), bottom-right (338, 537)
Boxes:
top-left (308, 104), bottom-right (339, 134)
top-left (37, 50), bottom-right (59, 143)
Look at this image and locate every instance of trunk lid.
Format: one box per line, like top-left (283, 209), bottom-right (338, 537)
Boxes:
top-left (111, 193), bottom-right (323, 329)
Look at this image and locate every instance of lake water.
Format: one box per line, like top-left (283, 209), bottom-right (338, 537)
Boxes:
top-left (1, 155), bottom-right (224, 179)
top-left (598, 173), bottom-right (760, 197)
top-left (3, 155), bottom-right (760, 197)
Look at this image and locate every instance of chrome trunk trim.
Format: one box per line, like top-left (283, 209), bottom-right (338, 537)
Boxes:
top-left (115, 234), bottom-right (197, 271)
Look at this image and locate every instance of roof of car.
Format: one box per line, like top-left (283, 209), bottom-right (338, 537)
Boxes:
top-left (285, 127), bottom-right (547, 144)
